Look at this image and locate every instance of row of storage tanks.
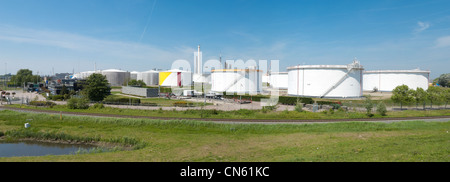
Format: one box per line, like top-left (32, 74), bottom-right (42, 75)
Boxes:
top-left (73, 69), bottom-right (188, 87)
top-left (73, 60), bottom-right (430, 98)
top-left (263, 61), bottom-right (430, 98)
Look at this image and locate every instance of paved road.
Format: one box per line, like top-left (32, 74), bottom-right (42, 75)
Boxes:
top-left (1, 106), bottom-right (449, 125)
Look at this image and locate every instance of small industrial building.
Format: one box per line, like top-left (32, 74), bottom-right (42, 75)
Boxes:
top-left (122, 86), bottom-right (159, 98)
top-left (47, 79), bottom-right (80, 95)
top-left (363, 69), bottom-right (430, 92)
top-left (287, 60), bottom-right (364, 98)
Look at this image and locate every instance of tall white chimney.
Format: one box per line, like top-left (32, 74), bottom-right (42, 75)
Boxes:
top-left (195, 45), bottom-right (202, 74)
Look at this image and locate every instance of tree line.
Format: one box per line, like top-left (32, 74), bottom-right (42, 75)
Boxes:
top-left (391, 84), bottom-right (450, 110)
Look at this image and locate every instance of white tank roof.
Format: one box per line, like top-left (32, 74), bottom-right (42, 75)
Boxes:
top-left (102, 69), bottom-right (127, 72)
top-left (288, 60), bottom-right (364, 70)
top-left (364, 69), bottom-right (430, 74)
top-left (167, 69), bottom-right (190, 73)
top-left (211, 69), bottom-right (263, 72)
top-left (287, 64), bottom-right (364, 70)
top-left (142, 70), bottom-right (159, 73)
top-left (270, 72), bottom-right (288, 75)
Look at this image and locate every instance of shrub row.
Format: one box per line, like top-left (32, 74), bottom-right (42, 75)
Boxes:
top-left (48, 95), bottom-right (64, 101)
top-left (103, 96), bottom-right (141, 105)
top-left (278, 96), bottom-right (314, 105)
top-left (222, 94), bottom-right (314, 105)
top-left (173, 101), bottom-right (194, 107)
top-left (29, 101), bottom-right (56, 107)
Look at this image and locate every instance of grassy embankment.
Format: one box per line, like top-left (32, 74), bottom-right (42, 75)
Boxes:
top-left (5, 103), bottom-right (450, 120)
top-left (0, 110), bottom-right (448, 162)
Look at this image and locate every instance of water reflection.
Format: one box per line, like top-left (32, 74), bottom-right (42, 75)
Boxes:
top-left (0, 140), bottom-right (97, 157)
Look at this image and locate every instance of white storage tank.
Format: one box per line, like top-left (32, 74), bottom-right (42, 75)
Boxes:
top-left (363, 69), bottom-right (430, 92)
top-left (141, 70), bottom-right (159, 86)
top-left (159, 69), bottom-right (192, 87)
top-left (211, 69), bottom-right (262, 94)
top-left (80, 71), bottom-right (96, 79)
top-left (262, 74), bottom-right (270, 84)
top-left (130, 71), bottom-right (139, 80)
top-left (269, 72), bottom-right (288, 89)
top-left (193, 73), bottom-right (211, 84)
top-left (72, 73), bottom-right (81, 79)
top-left (287, 60), bottom-right (364, 98)
top-left (101, 69), bottom-right (131, 86)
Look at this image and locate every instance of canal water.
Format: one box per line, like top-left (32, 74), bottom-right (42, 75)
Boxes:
top-left (0, 140), bottom-right (97, 157)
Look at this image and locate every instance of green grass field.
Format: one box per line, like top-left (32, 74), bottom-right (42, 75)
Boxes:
top-left (0, 110), bottom-right (448, 162)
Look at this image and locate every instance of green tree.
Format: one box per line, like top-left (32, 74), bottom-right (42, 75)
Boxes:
top-left (376, 102), bottom-right (387, 116)
top-left (364, 96), bottom-right (374, 117)
top-left (84, 73), bottom-right (111, 102)
top-left (427, 86), bottom-right (443, 109)
top-left (412, 87), bottom-right (428, 110)
top-left (437, 73), bottom-right (450, 87)
top-left (294, 100), bottom-right (303, 112)
top-left (391, 85), bottom-right (414, 110)
top-left (128, 79), bottom-right (146, 87)
top-left (9, 69), bottom-right (41, 86)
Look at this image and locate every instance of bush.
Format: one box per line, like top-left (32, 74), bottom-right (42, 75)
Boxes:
top-left (364, 96), bottom-right (374, 117)
top-left (67, 97), bottom-right (90, 109)
top-left (330, 103), bottom-right (341, 110)
top-left (294, 102), bottom-right (303, 112)
top-left (376, 102), bottom-right (387, 116)
top-left (91, 103), bottom-right (105, 109)
top-left (173, 101), bottom-right (193, 107)
top-left (29, 101), bottom-right (56, 107)
top-left (328, 108), bottom-right (334, 115)
top-left (262, 105), bottom-right (278, 113)
top-left (51, 95), bottom-right (64, 101)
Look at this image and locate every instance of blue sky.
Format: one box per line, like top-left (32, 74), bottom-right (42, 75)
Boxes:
top-left (0, 0), bottom-right (449, 79)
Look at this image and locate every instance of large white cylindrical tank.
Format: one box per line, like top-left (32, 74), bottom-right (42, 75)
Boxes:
top-left (269, 72), bottom-right (288, 89)
top-left (262, 74), bottom-right (269, 83)
top-left (211, 69), bottom-right (262, 94)
top-left (80, 71), bottom-right (96, 79)
top-left (159, 69), bottom-right (192, 87)
top-left (72, 73), bottom-right (81, 79)
top-left (287, 62), bottom-right (364, 98)
top-left (130, 71), bottom-right (139, 80)
top-left (363, 69), bottom-right (430, 92)
top-left (193, 73), bottom-right (211, 84)
top-left (101, 69), bottom-right (131, 86)
top-left (141, 70), bottom-right (159, 86)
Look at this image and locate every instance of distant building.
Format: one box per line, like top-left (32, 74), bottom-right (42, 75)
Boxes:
top-left (53, 73), bottom-right (71, 80)
top-left (47, 79), bottom-right (83, 95)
